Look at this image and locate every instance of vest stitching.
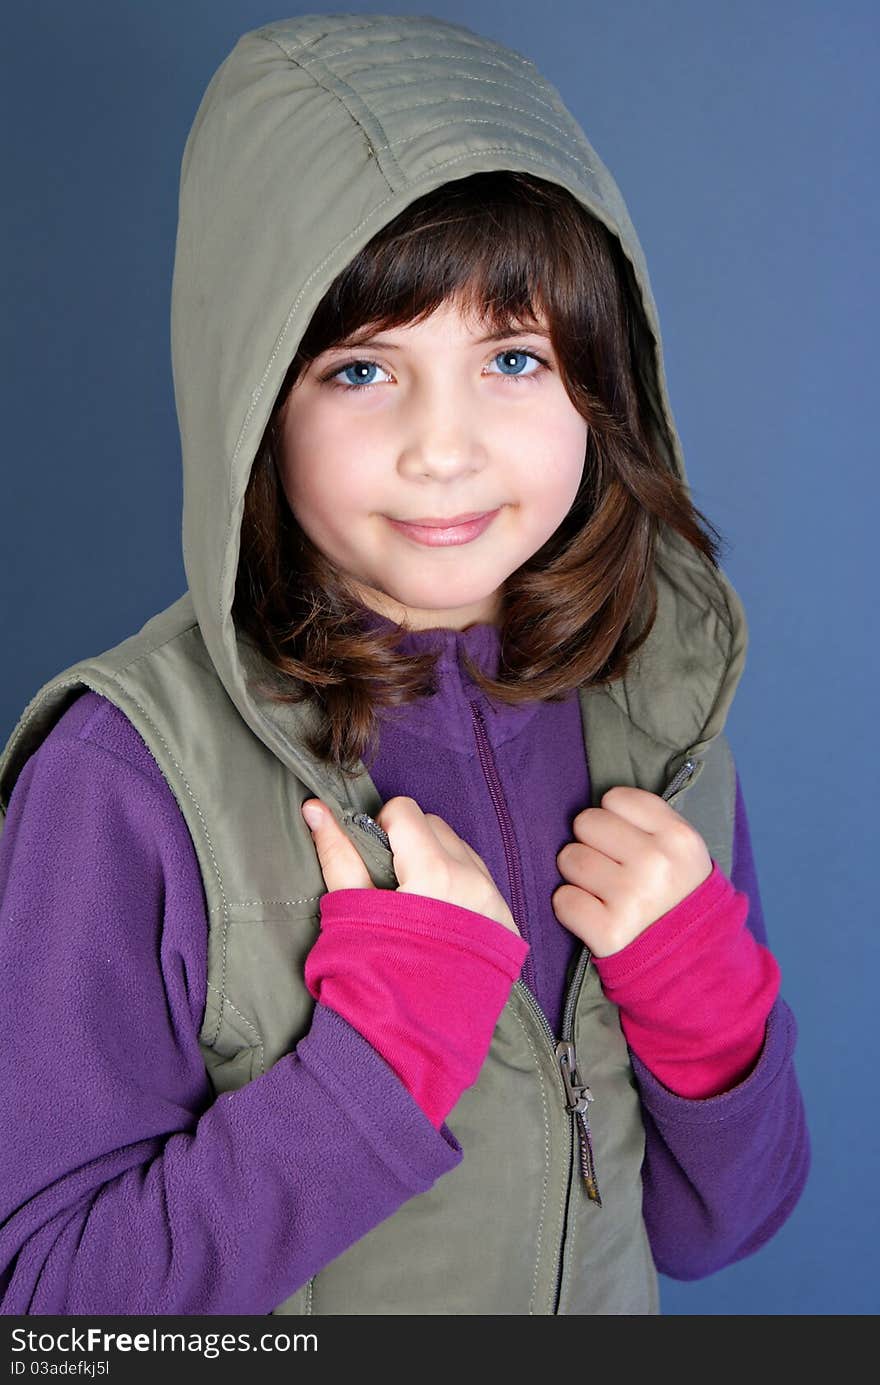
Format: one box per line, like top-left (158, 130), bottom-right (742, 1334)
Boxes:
top-left (100, 677), bottom-right (236, 1053)
top-left (380, 107), bottom-right (588, 162)
top-left (1, 675), bottom-right (127, 773)
top-left (313, 45), bottom-right (535, 75)
top-left (262, 18), bottom-right (382, 56)
top-left (205, 981), bottom-right (266, 1076)
top-left (113, 630), bottom-right (200, 674)
top-left (263, 19), bottom-right (412, 59)
top-left (716, 734), bottom-right (735, 855)
top-left (1, 622), bottom-right (198, 784)
top-left (507, 1005), bottom-right (553, 1315)
top-left (365, 70), bottom-right (567, 120)
top-left (0, 678), bottom-right (108, 783)
top-left (1, 669), bottom-right (241, 1054)
top-left (324, 49), bottom-right (592, 178)
top-left (370, 130), bottom-right (594, 181)
top-left (2, 617), bottom-right (201, 774)
top-left (220, 896), bottom-right (323, 908)
top-left (265, 35), bottom-right (407, 190)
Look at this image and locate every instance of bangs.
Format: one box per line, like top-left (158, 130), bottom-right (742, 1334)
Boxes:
top-left (290, 170), bottom-right (584, 366)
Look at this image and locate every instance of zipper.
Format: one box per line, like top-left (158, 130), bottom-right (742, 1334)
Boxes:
top-left (350, 750), bottom-right (700, 1313)
top-left (558, 1039), bottom-right (601, 1203)
top-left (496, 934), bottom-right (594, 1312)
top-left (468, 697), bottom-right (538, 995)
top-left (517, 940), bottom-right (595, 1313)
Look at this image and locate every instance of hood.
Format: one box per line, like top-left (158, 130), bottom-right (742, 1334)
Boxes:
top-left (170, 11), bottom-right (747, 811)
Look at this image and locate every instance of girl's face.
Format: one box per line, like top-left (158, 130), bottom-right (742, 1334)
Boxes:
top-left (276, 297), bottom-right (589, 630)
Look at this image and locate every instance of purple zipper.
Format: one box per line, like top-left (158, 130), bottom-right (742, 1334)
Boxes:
top-left (467, 695), bottom-right (538, 998)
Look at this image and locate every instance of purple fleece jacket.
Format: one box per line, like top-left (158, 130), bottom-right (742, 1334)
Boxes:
top-left (0, 618), bottom-right (809, 1314)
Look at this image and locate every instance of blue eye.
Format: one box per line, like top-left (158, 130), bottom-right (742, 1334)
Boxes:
top-left (328, 360), bottom-right (392, 389)
top-left (488, 349), bottom-right (546, 379)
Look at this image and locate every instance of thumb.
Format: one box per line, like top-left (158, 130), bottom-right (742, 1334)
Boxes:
top-left (301, 800), bottom-right (375, 895)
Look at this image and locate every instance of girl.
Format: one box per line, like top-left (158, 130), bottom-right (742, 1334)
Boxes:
top-left (0, 13), bottom-right (809, 1315)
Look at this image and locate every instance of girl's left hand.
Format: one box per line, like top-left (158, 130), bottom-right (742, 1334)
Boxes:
top-left (552, 786), bottom-right (713, 958)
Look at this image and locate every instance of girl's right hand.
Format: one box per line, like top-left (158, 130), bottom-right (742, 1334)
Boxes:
top-left (301, 795), bottom-right (520, 936)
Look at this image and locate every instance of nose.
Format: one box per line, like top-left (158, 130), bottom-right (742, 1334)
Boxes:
top-left (396, 378), bottom-right (488, 481)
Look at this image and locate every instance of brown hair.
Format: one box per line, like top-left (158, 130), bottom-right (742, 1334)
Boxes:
top-left (233, 170), bottom-right (726, 776)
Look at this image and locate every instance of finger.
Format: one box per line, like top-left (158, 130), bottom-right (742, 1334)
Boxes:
top-left (598, 786), bottom-right (673, 832)
top-left (302, 800), bottom-right (375, 893)
top-left (551, 881), bottom-right (607, 951)
top-left (557, 841), bottom-right (622, 902)
top-left (571, 804), bottom-right (648, 864)
top-left (375, 794), bottom-right (437, 861)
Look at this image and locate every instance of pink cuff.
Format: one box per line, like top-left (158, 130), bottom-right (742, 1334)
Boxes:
top-left (593, 862), bottom-right (781, 1098)
top-left (304, 888), bottom-right (530, 1128)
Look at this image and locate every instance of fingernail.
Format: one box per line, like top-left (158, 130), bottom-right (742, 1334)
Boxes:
top-left (302, 803), bottom-right (323, 830)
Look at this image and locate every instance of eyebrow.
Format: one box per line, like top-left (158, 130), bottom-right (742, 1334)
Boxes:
top-left (324, 324), bottom-right (552, 353)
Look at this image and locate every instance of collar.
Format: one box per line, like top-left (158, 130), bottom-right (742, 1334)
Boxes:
top-left (360, 608), bottom-right (548, 754)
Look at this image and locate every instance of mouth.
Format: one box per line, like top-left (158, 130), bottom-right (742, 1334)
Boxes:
top-left (385, 509), bottom-right (501, 548)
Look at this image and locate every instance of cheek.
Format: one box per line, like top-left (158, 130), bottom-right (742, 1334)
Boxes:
top-left (513, 411), bottom-right (588, 509)
top-left (277, 412), bottom-right (377, 519)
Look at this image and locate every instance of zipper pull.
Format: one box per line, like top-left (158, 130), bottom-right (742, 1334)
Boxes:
top-left (661, 757), bottom-right (697, 804)
top-left (556, 1040), bottom-right (602, 1206)
top-left (351, 812), bottom-right (391, 851)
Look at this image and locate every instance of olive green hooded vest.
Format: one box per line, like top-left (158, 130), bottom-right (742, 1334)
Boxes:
top-left (0, 14), bottom-right (747, 1315)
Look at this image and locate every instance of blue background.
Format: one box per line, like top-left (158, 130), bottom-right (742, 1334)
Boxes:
top-left (2, 2), bottom-right (876, 1315)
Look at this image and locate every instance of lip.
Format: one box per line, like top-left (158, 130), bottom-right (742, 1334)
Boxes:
top-left (398, 511), bottom-right (492, 528)
top-left (386, 508), bottom-right (501, 547)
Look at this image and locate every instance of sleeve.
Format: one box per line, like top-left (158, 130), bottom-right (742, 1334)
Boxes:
top-left (592, 860), bottom-right (781, 1098)
top-left (305, 887), bottom-right (530, 1128)
top-left (0, 732), bottom-right (462, 1316)
top-left (633, 767), bottom-right (811, 1280)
